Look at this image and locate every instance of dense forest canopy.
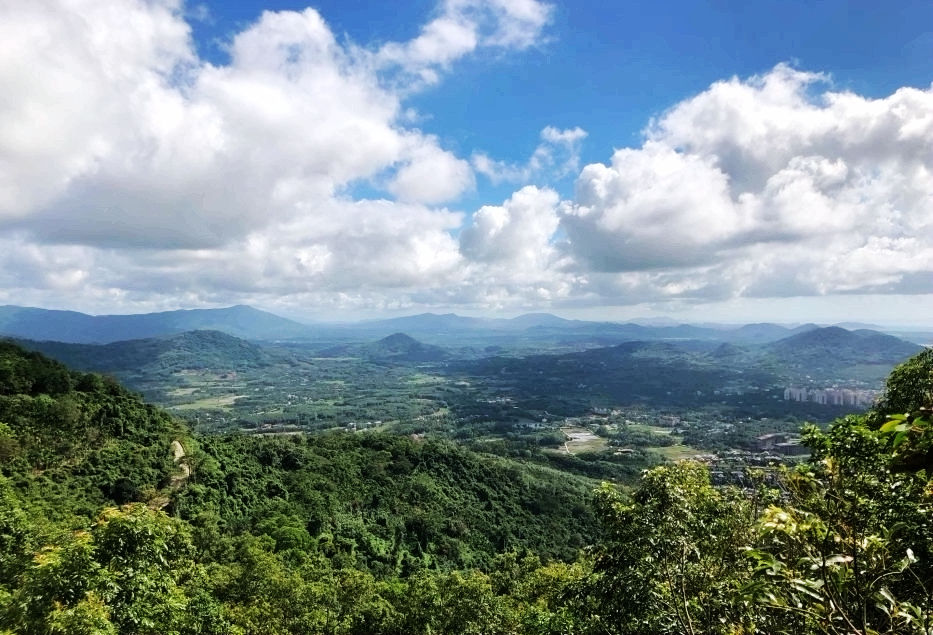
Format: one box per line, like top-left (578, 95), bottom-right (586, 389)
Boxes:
top-left (0, 342), bottom-right (931, 634)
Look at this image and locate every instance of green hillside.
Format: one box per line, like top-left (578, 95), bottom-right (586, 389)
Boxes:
top-left (0, 341), bottom-right (181, 518)
top-left (0, 304), bottom-right (312, 343)
top-left (15, 329), bottom-right (274, 375)
top-left (320, 332), bottom-right (450, 362)
top-left (176, 433), bottom-right (593, 573)
top-left (2, 341), bottom-right (932, 634)
top-left (766, 326), bottom-right (922, 367)
top-left (0, 342), bottom-right (598, 634)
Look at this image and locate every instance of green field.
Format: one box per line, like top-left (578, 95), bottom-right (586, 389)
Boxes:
top-left (562, 427), bottom-right (608, 454)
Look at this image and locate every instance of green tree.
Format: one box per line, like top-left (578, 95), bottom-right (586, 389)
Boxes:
top-left (4, 531), bottom-right (104, 634)
top-left (92, 504), bottom-right (190, 634)
top-left (746, 350), bottom-right (933, 634)
top-left (588, 462), bottom-right (757, 634)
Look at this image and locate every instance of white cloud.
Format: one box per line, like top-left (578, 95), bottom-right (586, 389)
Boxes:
top-left (0, 0), bottom-right (195, 221)
top-left (564, 141), bottom-right (740, 270)
top-left (0, 0), bottom-right (551, 312)
top-left (373, 0), bottom-right (552, 88)
top-left (0, 1), bottom-right (508, 249)
top-left (0, 198), bottom-right (466, 310)
top-left (455, 186), bottom-right (582, 308)
top-left (561, 65), bottom-right (933, 303)
top-left (540, 125), bottom-right (586, 145)
top-left (0, 0), bottom-right (927, 324)
top-left (0, 0), bottom-right (550, 249)
top-left (473, 125), bottom-right (587, 184)
top-left (388, 141), bottom-right (475, 204)
top-left (460, 185), bottom-right (560, 265)
top-left (1, 2), bottom-right (428, 248)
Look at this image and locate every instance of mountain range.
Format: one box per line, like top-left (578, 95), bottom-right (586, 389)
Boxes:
top-left (0, 304), bottom-right (309, 343)
top-left (15, 329), bottom-right (275, 375)
top-left (0, 304), bottom-right (929, 348)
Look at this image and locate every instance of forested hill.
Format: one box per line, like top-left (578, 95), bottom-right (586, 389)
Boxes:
top-left (767, 325), bottom-right (922, 362)
top-left (13, 329), bottom-right (275, 375)
top-left (0, 304), bottom-right (311, 343)
top-left (319, 332), bottom-right (450, 361)
top-left (3, 340), bottom-right (933, 634)
top-left (0, 341), bottom-right (182, 516)
top-left (764, 325), bottom-right (923, 373)
top-left (0, 341), bottom-right (599, 633)
top-left (0, 341), bottom-right (595, 557)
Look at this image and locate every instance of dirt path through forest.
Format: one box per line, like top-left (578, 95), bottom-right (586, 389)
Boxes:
top-left (170, 440), bottom-right (190, 487)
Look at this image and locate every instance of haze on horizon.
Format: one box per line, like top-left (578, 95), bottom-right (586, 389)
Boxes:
top-left (1, 0), bottom-right (930, 326)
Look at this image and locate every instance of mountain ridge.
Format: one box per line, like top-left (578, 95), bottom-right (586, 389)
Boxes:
top-left (0, 304), bottom-right (311, 343)
top-left (12, 329), bottom-right (274, 374)
top-left (2, 304), bottom-right (928, 349)
top-left (763, 326), bottom-right (924, 373)
top-left (319, 332), bottom-right (450, 362)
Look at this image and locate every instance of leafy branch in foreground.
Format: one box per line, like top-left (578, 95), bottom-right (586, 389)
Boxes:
top-left (744, 348), bottom-right (933, 634)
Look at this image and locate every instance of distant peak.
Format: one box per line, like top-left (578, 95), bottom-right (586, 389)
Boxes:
top-left (380, 332), bottom-right (419, 344)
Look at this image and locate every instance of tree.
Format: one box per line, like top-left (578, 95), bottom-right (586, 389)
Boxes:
top-left (588, 462), bottom-right (757, 634)
top-left (92, 504), bottom-right (191, 634)
top-left (746, 350), bottom-right (933, 634)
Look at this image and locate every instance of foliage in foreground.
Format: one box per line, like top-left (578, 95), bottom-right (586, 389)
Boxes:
top-left (0, 343), bottom-right (931, 633)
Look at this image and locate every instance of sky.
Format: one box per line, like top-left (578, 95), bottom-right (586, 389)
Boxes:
top-left (0, 0), bottom-right (931, 325)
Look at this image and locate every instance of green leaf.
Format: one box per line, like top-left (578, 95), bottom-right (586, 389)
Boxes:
top-left (893, 431), bottom-right (909, 448)
top-left (880, 419), bottom-right (908, 433)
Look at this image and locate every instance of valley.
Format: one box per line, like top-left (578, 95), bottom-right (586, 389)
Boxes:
top-left (8, 305), bottom-right (925, 485)
top-left (1, 306), bottom-right (931, 633)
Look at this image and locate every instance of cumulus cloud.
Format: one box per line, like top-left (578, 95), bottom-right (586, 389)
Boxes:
top-left (460, 185), bottom-right (560, 265)
top-left (564, 141), bottom-right (739, 271)
top-left (0, 0), bottom-right (558, 313)
top-left (0, 198), bottom-right (466, 311)
top-left (561, 64), bottom-right (933, 303)
top-left (473, 125), bottom-right (587, 184)
top-left (0, 0), bottom-right (927, 321)
top-left (388, 141), bottom-right (475, 204)
top-left (0, 0), bottom-right (195, 222)
top-left (0, 2), bottom-right (424, 247)
top-left (0, 0), bottom-right (548, 293)
top-left (456, 186), bottom-right (582, 307)
top-left (374, 0), bottom-right (553, 87)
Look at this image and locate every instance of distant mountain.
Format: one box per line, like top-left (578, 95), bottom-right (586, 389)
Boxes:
top-left (344, 313), bottom-right (825, 349)
top-left (5, 304), bottom-right (921, 356)
top-left (626, 316), bottom-right (681, 327)
top-left (459, 338), bottom-right (774, 410)
top-left (765, 326), bottom-right (923, 372)
top-left (834, 321), bottom-right (887, 331)
top-left (504, 313), bottom-right (580, 329)
top-left (357, 312), bottom-right (579, 334)
top-left (728, 323), bottom-right (795, 343)
top-left (14, 330), bottom-right (274, 374)
top-left (354, 313), bottom-right (488, 335)
top-left (0, 304), bottom-right (311, 343)
top-left (320, 333), bottom-right (449, 362)
top-left (709, 342), bottom-right (748, 360)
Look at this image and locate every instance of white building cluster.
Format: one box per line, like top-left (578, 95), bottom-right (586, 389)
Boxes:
top-left (783, 387), bottom-right (875, 407)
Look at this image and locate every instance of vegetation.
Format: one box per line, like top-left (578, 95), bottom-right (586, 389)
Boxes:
top-left (16, 322), bottom-right (913, 487)
top-left (0, 341), bottom-right (930, 633)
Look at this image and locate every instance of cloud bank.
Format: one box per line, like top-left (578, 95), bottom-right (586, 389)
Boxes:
top-left (560, 64), bottom-right (932, 305)
top-left (0, 0), bottom-right (929, 317)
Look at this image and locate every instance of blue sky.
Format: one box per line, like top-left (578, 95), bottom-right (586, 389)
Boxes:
top-left (0, 0), bottom-right (930, 324)
top-left (187, 0), bottom-right (933, 205)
